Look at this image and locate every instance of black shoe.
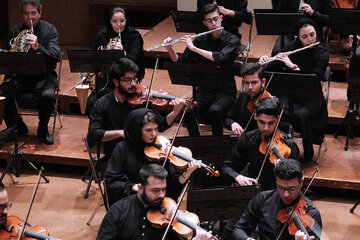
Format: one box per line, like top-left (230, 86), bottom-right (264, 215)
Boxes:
top-left (37, 128), bottom-right (54, 145)
top-left (5, 124), bottom-right (29, 142)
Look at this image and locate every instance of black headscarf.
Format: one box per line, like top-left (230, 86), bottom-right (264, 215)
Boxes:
top-left (124, 108), bottom-right (153, 152)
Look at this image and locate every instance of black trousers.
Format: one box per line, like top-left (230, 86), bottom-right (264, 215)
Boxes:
top-left (0, 72), bottom-right (57, 130)
top-left (185, 90), bottom-right (235, 136)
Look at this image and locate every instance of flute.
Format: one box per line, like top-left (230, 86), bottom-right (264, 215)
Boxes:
top-left (260, 42), bottom-right (320, 65)
top-left (146, 27), bottom-right (224, 51)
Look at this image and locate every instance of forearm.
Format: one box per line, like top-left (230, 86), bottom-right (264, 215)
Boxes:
top-left (167, 47), bottom-right (179, 62)
top-left (102, 130), bottom-right (124, 142)
top-left (190, 46), bottom-right (214, 61)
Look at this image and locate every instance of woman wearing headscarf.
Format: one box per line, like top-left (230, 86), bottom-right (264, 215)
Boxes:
top-left (105, 108), bottom-right (200, 206)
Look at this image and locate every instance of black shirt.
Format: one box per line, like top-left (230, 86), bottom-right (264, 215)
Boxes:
top-left (88, 91), bottom-right (170, 158)
top-left (221, 129), bottom-right (299, 190)
top-left (97, 194), bottom-right (183, 240)
top-left (232, 189), bottom-right (322, 240)
top-left (197, 0), bottom-right (249, 39)
top-left (178, 30), bottom-right (239, 94)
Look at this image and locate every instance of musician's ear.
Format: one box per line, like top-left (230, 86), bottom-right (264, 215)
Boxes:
top-left (261, 78), bottom-right (266, 87)
top-left (254, 113), bottom-right (258, 120)
top-left (113, 78), bottom-right (119, 86)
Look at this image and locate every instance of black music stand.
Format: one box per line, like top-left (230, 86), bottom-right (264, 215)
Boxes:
top-left (164, 62), bottom-right (226, 97)
top-left (0, 52), bottom-right (49, 183)
top-left (254, 9), bottom-right (306, 49)
top-left (329, 8), bottom-right (360, 151)
top-left (170, 10), bottom-right (202, 33)
top-left (187, 185), bottom-right (261, 239)
top-left (67, 49), bottom-right (124, 91)
top-left (264, 71), bottom-right (324, 164)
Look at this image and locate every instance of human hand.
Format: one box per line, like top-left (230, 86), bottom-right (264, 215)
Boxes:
top-left (164, 37), bottom-right (174, 51)
top-left (300, 3), bottom-right (314, 16)
top-left (171, 98), bottom-right (186, 115)
top-left (113, 42), bottom-right (123, 50)
top-left (25, 33), bottom-right (38, 50)
top-left (259, 55), bottom-right (270, 65)
top-left (276, 53), bottom-right (294, 69)
top-left (295, 230), bottom-right (315, 240)
top-left (192, 229), bottom-right (213, 240)
top-left (235, 175), bottom-right (258, 186)
top-left (179, 35), bottom-right (195, 51)
top-left (186, 160), bottom-right (202, 176)
top-left (231, 122), bottom-right (244, 138)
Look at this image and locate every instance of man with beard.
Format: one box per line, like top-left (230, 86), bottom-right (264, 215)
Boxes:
top-left (221, 97), bottom-right (299, 191)
top-left (232, 159), bottom-right (322, 240)
top-left (97, 164), bottom-right (212, 240)
top-left (0, 182), bottom-right (10, 229)
top-left (88, 58), bottom-right (185, 161)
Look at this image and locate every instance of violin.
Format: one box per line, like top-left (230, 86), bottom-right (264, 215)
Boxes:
top-left (277, 198), bottom-right (315, 240)
top-left (247, 90), bottom-right (272, 112)
top-left (144, 136), bottom-right (220, 177)
top-left (0, 215), bottom-right (58, 240)
top-left (147, 197), bottom-right (218, 239)
top-left (259, 130), bottom-right (291, 165)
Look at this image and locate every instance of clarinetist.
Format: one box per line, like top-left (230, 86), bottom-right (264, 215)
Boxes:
top-left (163, 3), bottom-right (240, 136)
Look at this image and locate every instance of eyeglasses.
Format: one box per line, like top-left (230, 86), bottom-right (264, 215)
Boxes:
top-left (276, 183), bottom-right (301, 192)
top-left (23, 11), bottom-right (38, 17)
top-left (120, 76), bottom-right (138, 84)
top-left (205, 16), bottom-right (220, 24)
top-left (111, 19), bottom-right (126, 24)
top-left (0, 201), bottom-right (12, 211)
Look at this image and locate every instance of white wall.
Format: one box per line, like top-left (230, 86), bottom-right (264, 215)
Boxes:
top-left (177, 0), bottom-right (273, 12)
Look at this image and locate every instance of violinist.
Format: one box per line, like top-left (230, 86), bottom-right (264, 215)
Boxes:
top-left (86, 7), bottom-right (145, 112)
top-left (221, 97), bottom-right (299, 190)
top-left (232, 159), bottom-right (322, 240)
top-left (88, 58), bottom-right (185, 162)
top-left (224, 62), bottom-right (270, 138)
top-left (164, 3), bottom-right (239, 136)
top-left (98, 164), bottom-right (212, 240)
top-left (260, 18), bottom-right (328, 162)
top-left (105, 108), bottom-right (200, 206)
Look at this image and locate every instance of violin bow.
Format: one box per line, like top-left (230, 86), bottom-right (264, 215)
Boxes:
top-left (275, 168), bottom-right (320, 240)
top-left (242, 73), bottom-right (274, 135)
top-left (145, 56), bottom-right (159, 109)
top-left (161, 180), bottom-right (190, 240)
top-left (256, 108), bottom-right (284, 182)
top-left (18, 167), bottom-right (44, 240)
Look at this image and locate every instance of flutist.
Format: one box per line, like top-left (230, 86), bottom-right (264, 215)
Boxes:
top-left (0, 0), bottom-right (61, 145)
top-left (163, 3), bottom-right (240, 136)
top-left (260, 18), bottom-right (329, 163)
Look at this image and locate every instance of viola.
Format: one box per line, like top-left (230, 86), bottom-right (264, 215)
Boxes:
top-left (277, 198), bottom-right (315, 240)
top-left (144, 136), bottom-right (220, 177)
top-left (147, 197), bottom-right (218, 239)
top-left (247, 90), bottom-right (272, 112)
top-left (259, 130), bottom-right (291, 164)
top-left (0, 215), bottom-right (58, 240)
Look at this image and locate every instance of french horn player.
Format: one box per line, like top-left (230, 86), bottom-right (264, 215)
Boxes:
top-left (0, 0), bottom-right (61, 145)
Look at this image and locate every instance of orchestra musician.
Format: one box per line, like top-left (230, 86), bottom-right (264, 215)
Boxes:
top-left (221, 97), bottom-right (299, 191)
top-left (224, 62), bottom-right (270, 138)
top-left (0, 0), bottom-right (61, 145)
top-left (98, 164), bottom-right (211, 240)
top-left (197, 0), bottom-right (250, 40)
top-left (232, 159), bottom-right (322, 240)
top-left (0, 182), bottom-right (10, 229)
top-left (88, 58), bottom-right (185, 164)
top-left (164, 3), bottom-right (239, 136)
top-left (105, 108), bottom-right (200, 206)
top-left (260, 18), bottom-right (329, 162)
top-left (86, 7), bottom-right (145, 112)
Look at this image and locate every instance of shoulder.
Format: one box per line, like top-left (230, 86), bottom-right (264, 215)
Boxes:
top-left (39, 20), bottom-right (57, 31)
top-left (242, 129), bottom-right (261, 142)
top-left (251, 189), bottom-right (277, 206)
top-left (95, 92), bottom-right (113, 107)
top-left (223, 30), bottom-right (240, 42)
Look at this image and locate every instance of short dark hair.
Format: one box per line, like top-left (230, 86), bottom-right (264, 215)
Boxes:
top-left (109, 58), bottom-right (139, 81)
top-left (241, 62), bottom-right (265, 79)
top-left (20, 0), bottom-right (42, 12)
top-left (143, 111), bottom-right (160, 126)
top-left (0, 182), bottom-right (5, 192)
top-left (255, 97), bottom-right (280, 117)
top-left (274, 159), bottom-right (303, 182)
top-left (200, 3), bottom-right (221, 19)
top-left (138, 164), bottom-right (168, 186)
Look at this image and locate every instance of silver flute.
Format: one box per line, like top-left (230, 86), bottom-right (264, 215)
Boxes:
top-left (260, 42), bottom-right (320, 65)
top-left (146, 27), bottom-right (224, 51)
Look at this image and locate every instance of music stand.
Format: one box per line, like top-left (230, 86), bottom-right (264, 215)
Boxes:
top-left (67, 49), bottom-right (124, 91)
top-left (329, 8), bottom-right (360, 151)
top-left (254, 9), bottom-right (306, 49)
top-left (170, 10), bottom-right (203, 33)
top-left (0, 52), bottom-right (49, 183)
top-left (164, 62), bottom-right (226, 96)
top-left (187, 185), bottom-right (261, 239)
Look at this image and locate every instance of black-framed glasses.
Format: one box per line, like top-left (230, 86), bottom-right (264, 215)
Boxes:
top-left (0, 201), bottom-right (12, 211)
top-left (276, 183), bottom-right (301, 192)
top-left (205, 16), bottom-right (220, 24)
top-left (120, 76), bottom-right (138, 84)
